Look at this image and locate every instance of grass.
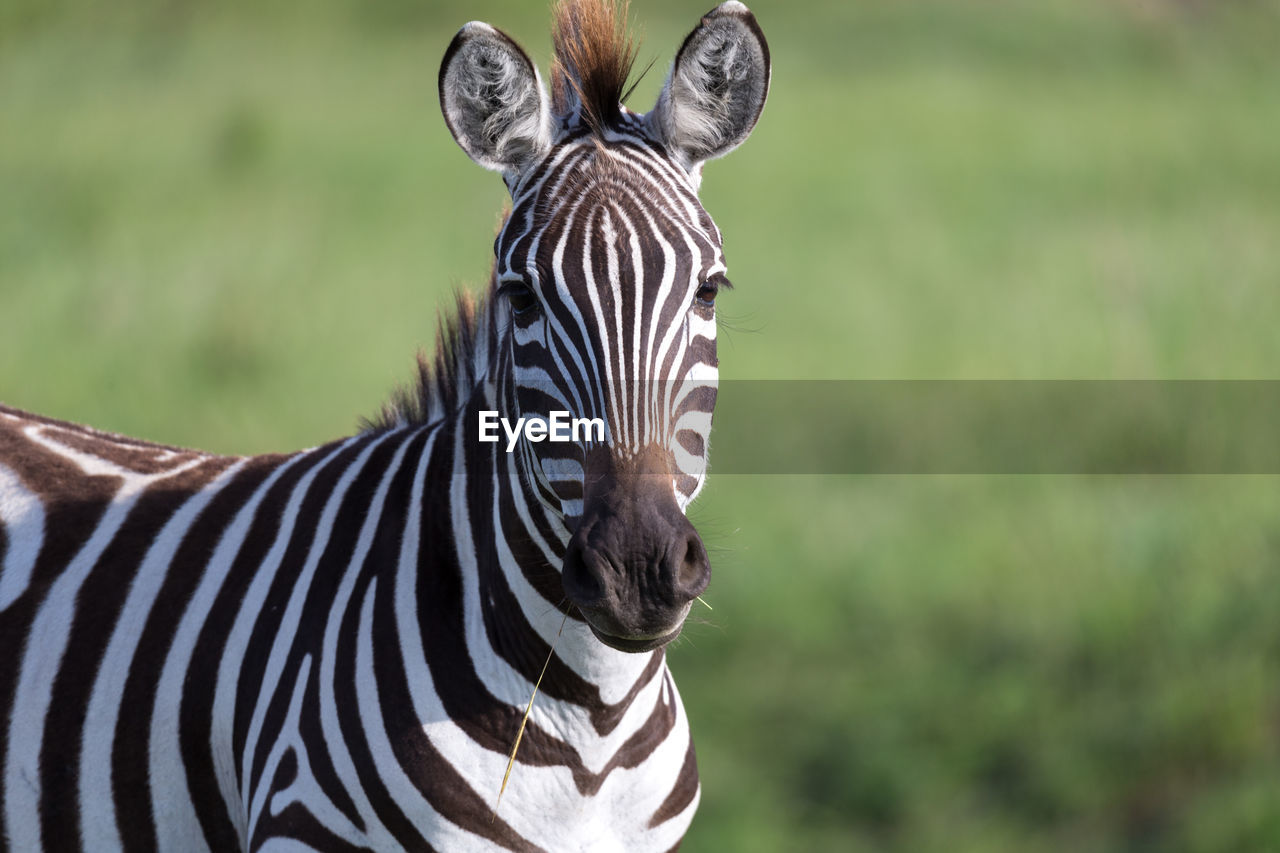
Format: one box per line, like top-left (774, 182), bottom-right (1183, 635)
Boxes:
top-left (684, 476), bottom-right (1280, 851)
top-left (2, 1), bottom-right (1279, 849)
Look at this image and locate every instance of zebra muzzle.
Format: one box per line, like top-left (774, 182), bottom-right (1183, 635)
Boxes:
top-left (561, 445), bottom-right (711, 653)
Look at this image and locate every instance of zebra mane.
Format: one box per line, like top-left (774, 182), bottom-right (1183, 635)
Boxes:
top-left (363, 287), bottom-right (492, 432)
top-left (551, 0), bottom-right (641, 135)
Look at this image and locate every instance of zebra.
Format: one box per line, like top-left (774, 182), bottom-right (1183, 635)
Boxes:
top-left (0, 0), bottom-right (769, 849)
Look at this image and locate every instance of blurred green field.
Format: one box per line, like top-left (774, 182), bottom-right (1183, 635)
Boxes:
top-left (3, 1), bottom-right (1279, 850)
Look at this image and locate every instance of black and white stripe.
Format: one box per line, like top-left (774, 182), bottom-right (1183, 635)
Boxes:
top-left (495, 128), bottom-right (727, 512)
top-left (1, 1), bottom-right (769, 849)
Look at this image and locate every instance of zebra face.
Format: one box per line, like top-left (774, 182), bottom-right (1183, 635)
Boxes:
top-left (441, 2), bottom-right (769, 652)
top-left (498, 144), bottom-right (725, 651)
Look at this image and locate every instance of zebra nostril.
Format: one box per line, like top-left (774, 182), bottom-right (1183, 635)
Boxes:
top-left (676, 533), bottom-right (710, 600)
top-left (562, 544), bottom-right (606, 605)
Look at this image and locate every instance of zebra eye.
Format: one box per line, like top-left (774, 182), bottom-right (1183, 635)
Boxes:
top-left (505, 283), bottom-right (539, 316)
top-left (695, 282), bottom-right (718, 307)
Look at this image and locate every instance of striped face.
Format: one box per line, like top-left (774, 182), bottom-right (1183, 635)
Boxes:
top-left (495, 130), bottom-right (725, 519)
top-left (440, 1), bottom-right (769, 651)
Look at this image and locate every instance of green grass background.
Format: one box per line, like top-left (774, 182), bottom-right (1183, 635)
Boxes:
top-left (3, 0), bottom-right (1279, 849)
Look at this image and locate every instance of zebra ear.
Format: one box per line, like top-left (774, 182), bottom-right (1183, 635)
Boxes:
top-left (648, 2), bottom-right (771, 171)
top-left (439, 23), bottom-right (553, 180)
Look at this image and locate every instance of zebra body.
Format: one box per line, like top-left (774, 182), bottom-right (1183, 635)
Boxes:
top-left (1, 1), bottom-right (769, 849)
top-left (1, 401), bottom-right (690, 851)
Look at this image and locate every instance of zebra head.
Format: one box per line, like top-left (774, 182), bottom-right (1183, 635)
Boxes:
top-left (439, 1), bottom-right (769, 653)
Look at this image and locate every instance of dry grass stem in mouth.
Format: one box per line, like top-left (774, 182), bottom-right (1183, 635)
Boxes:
top-left (493, 608), bottom-right (571, 819)
top-left (696, 595), bottom-right (713, 611)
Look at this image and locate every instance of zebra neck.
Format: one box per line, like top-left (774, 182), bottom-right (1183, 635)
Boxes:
top-left (451, 390), bottom-right (666, 717)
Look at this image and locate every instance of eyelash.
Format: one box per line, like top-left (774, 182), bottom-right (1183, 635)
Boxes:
top-left (501, 282), bottom-right (539, 316)
top-left (695, 274), bottom-right (731, 308)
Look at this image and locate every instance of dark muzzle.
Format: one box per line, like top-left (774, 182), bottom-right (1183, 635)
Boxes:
top-left (561, 445), bottom-right (710, 653)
